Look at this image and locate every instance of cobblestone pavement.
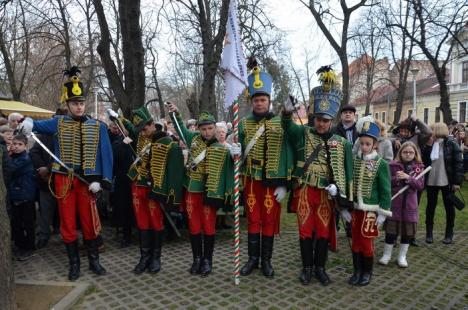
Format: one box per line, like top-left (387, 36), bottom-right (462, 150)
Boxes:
top-left (14, 228), bottom-right (468, 310)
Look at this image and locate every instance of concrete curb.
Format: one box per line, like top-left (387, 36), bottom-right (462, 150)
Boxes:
top-left (15, 279), bottom-right (91, 310)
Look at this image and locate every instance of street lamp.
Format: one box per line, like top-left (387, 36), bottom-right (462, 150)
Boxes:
top-left (93, 87), bottom-right (99, 119)
top-left (410, 68), bottom-right (419, 117)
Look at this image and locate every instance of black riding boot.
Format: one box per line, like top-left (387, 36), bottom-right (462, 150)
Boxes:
top-left (240, 233), bottom-right (260, 276)
top-left (134, 230), bottom-right (152, 274)
top-left (348, 252), bottom-right (361, 285)
top-left (261, 235), bottom-right (274, 278)
top-left (314, 238), bottom-right (330, 286)
top-left (299, 238), bottom-right (313, 285)
top-left (426, 224), bottom-right (433, 244)
top-left (200, 235), bottom-right (215, 277)
top-left (86, 238), bottom-right (107, 276)
top-left (358, 255), bottom-right (373, 286)
top-left (148, 230), bottom-right (162, 274)
top-left (65, 241), bottom-right (80, 281)
top-left (443, 226), bottom-right (454, 244)
top-left (189, 234), bottom-right (202, 275)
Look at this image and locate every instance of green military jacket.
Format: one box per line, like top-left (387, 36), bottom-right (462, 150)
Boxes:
top-left (205, 142), bottom-right (234, 211)
top-left (123, 119), bottom-right (152, 187)
top-left (353, 151), bottom-right (392, 217)
top-left (238, 113), bottom-right (293, 186)
top-left (282, 113), bottom-right (353, 203)
top-left (148, 131), bottom-right (184, 207)
top-left (172, 113), bottom-right (234, 209)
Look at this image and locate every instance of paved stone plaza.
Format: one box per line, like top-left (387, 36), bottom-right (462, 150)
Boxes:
top-left (14, 228), bottom-right (468, 310)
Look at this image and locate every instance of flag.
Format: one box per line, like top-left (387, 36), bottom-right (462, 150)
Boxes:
top-left (220, 0), bottom-right (248, 109)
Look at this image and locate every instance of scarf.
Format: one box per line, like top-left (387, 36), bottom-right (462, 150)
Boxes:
top-left (430, 138), bottom-right (443, 161)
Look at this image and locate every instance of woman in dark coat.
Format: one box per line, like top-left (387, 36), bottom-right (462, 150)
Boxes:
top-left (422, 122), bottom-right (464, 245)
top-left (110, 126), bottom-right (135, 247)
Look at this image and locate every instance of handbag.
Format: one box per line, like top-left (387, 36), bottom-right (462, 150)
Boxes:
top-left (449, 190), bottom-right (465, 211)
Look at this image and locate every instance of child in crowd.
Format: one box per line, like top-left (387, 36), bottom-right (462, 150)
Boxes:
top-left (342, 116), bottom-right (392, 286)
top-left (8, 134), bottom-right (37, 261)
top-left (0, 125), bottom-right (14, 154)
top-left (379, 142), bottom-right (425, 267)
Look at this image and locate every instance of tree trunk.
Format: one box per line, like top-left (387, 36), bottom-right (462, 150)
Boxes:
top-left (119, 0), bottom-right (145, 115)
top-left (394, 88), bottom-right (406, 124)
top-left (340, 55), bottom-right (350, 109)
top-left (93, 0), bottom-right (145, 118)
top-left (0, 26), bottom-right (20, 101)
top-left (438, 73), bottom-right (452, 123)
top-left (199, 63), bottom-right (217, 115)
top-left (0, 150), bottom-right (15, 310)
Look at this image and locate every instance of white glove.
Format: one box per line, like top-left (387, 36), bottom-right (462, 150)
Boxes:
top-left (283, 95), bottom-right (295, 113)
top-left (410, 113), bottom-right (418, 122)
top-left (341, 209), bottom-right (352, 223)
top-left (325, 184), bottom-right (337, 197)
top-left (18, 117), bottom-right (33, 136)
top-left (88, 182), bottom-right (101, 193)
top-left (376, 214), bottom-right (386, 227)
top-left (273, 186), bottom-right (287, 203)
top-left (229, 143), bottom-right (242, 157)
top-left (123, 136), bottom-right (133, 144)
top-left (107, 109), bottom-right (119, 120)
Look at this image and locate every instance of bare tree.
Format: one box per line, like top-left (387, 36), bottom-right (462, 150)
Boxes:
top-left (300, 0), bottom-right (376, 108)
top-left (349, 8), bottom-right (387, 115)
top-left (0, 0), bottom-right (30, 101)
top-left (93, 0), bottom-right (146, 117)
top-left (168, 0), bottom-right (230, 116)
top-left (389, 0), bottom-right (468, 122)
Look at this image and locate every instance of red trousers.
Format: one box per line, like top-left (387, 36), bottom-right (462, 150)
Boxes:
top-left (131, 183), bottom-right (164, 230)
top-left (243, 177), bottom-right (280, 237)
top-left (292, 186), bottom-right (336, 247)
top-left (351, 210), bottom-right (378, 257)
top-left (185, 192), bottom-right (217, 235)
top-left (54, 174), bottom-right (101, 244)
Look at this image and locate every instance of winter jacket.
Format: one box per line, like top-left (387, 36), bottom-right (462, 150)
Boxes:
top-left (29, 133), bottom-right (54, 191)
top-left (389, 161), bottom-right (425, 223)
top-left (332, 122), bottom-right (358, 144)
top-left (8, 151), bottom-right (36, 203)
top-left (421, 137), bottom-right (464, 186)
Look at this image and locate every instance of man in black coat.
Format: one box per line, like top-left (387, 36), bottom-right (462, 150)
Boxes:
top-left (332, 104), bottom-right (358, 144)
top-left (332, 104), bottom-right (357, 237)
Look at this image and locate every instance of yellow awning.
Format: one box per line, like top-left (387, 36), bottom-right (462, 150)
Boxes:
top-left (0, 100), bottom-right (54, 119)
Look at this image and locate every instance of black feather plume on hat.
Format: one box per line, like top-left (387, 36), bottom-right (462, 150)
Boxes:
top-left (316, 65), bottom-right (332, 75)
top-left (247, 56), bottom-right (258, 71)
top-left (63, 66), bottom-right (81, 78)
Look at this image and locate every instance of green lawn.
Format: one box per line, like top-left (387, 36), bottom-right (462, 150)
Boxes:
top-left (279, 184), bottom-right (468, 232)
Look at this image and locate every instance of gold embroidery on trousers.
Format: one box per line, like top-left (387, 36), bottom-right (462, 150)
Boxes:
top-left (362, 211), bottom-right (378, 236)
top-left (247, 180), bottom-right (256, 213)
top-left (317, 191), bottom-right (331, 227)
top-left (297, 186), bottom-right (310, 226)
top-left (186, 194), bottom-right (193, 219)
top-left (264, 187), bottom-right (274, 214)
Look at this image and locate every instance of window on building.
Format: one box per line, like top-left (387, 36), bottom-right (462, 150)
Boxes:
top-left (423, 108), bottom-right (429, 124)
top-left (407, 109), bottom-right (413, 117)
top-left (382, 111), bottom-right (386, 123)
top-left (459, 102), bottom-right (467, 123)
top-left (375, 112), bottom-right (379, 120)
top-left (463, 61), bottom-right (468, 83)
top-left (435, 107), bottom-right (440, 122)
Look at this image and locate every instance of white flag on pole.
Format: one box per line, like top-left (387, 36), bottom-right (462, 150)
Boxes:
top-left (220, 0), bottom-right (248, 109)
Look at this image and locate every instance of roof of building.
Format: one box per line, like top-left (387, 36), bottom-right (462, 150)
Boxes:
top-left (352, 76), bottom-right (440, 106)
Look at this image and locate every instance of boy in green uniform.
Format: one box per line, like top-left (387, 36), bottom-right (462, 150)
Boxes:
top-left (167, 103), bottom-right (234, 277)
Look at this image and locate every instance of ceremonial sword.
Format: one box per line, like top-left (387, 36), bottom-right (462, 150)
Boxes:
top-left (30, 132), bottom-right (90, 185)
